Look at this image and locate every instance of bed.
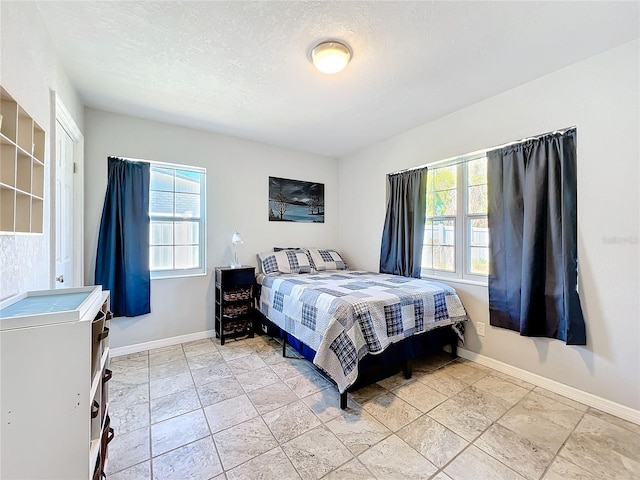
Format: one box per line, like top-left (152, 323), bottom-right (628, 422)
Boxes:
top-left (255, 248), bottom-right (469, 408)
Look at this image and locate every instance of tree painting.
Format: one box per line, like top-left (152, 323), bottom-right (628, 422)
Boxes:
top-left (272, 183), bottom-right (290, 220)
top-left (268, 177), bottom-right (325, 223)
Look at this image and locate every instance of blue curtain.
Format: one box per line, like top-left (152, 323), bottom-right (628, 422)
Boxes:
top-left (487, 129), bottom-right (586, 345)
top-left (379, 167), bottom-right (428, 278)
top-left (95, 157), bottom-right (151, 317)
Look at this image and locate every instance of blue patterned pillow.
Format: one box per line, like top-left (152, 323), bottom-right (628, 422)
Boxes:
top-left (274, 248), bottom-right (317, 272)
top-left (307, 248), bottom-right (348, 271)
top-left (258, 250), bottom-right (312, 275)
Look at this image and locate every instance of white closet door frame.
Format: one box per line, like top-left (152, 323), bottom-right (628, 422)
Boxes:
top-left (50, 91), bottom-right (84, 288)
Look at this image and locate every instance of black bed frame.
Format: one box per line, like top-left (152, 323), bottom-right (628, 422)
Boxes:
top-left (255, 308), bottom-right (458, 409)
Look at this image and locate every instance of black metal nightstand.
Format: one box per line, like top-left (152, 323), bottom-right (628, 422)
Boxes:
top-left (214, 266), bottom-right (255, 345)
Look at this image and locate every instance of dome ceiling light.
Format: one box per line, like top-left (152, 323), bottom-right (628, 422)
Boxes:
top-left (311, 41), bottom-right (352, 74)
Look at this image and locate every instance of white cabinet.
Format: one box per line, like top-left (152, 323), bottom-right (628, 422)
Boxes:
top-left (0, 286), bottom-right (113, 480)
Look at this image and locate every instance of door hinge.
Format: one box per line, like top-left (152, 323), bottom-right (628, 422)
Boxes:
top-left (73, 162), bottom-right (78, 173)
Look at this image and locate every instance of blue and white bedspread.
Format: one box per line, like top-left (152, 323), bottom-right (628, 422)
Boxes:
top-left (257, 271), bottom-right (468, 393)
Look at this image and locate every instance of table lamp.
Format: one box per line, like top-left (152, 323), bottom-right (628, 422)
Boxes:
top-left (230, 231), bottom-right (243, 268)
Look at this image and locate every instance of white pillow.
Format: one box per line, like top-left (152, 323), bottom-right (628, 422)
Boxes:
top-left (258, 249), bottom-right (313, 275)
top-left (307, 248), bottom-right (348, 271)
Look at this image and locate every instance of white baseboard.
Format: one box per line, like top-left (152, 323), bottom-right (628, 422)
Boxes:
top-left (458, 347), bottom-right (640, 426)
top-left (110, 330), bottom-right (217, 357)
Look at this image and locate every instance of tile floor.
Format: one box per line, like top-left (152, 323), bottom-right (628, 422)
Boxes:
top-left (106, 335), bottom-right (640, 480)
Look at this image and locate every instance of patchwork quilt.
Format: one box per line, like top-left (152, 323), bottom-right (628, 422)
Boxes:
top-left (257, 271), bottom-right (468, 393)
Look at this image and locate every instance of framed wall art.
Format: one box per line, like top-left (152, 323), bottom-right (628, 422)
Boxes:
top-left (268, 176), bottom-right (324, 223)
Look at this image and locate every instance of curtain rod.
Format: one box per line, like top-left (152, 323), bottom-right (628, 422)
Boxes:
top-left (387, 125), bottom-right (576, 176)
top-left (110, 155), bottom-right (206, 173)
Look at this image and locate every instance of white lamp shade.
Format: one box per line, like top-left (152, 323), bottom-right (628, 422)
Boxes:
top-left (231, 231), bottom-right (244, 245)
top-left (311, 41), bottom-right (352, 74)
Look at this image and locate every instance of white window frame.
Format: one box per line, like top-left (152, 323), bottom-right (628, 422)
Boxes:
top-left (149, 161), bottom-right (207, 280)
top-left (422, 153), bottom-right (488, 285)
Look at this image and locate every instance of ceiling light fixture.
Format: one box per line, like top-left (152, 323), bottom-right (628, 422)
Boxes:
top-left (311, 41), bottom-right (352, 74)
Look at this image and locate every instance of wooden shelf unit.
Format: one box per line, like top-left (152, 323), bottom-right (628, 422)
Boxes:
top-left (0, 86), bottom-right (45, 234)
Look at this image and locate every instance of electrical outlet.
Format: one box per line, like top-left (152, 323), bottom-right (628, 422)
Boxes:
top-left (477, 322), bottom-right (486, 337)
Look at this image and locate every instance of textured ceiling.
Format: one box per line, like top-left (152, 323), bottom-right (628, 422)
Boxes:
top-left (36, 1), bottom-right (639, 157)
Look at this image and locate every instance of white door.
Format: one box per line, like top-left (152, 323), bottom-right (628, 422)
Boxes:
top-left (55, 121), bottom-right (75, 288)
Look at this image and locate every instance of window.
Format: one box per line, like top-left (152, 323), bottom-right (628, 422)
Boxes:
top-left (149, 163), bottom-right (206, 279)
top-left (422, 154), bottom-right (488, 282)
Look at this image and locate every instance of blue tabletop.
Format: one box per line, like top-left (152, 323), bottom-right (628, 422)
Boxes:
top-left (0, 292), bottom-right (91, 319)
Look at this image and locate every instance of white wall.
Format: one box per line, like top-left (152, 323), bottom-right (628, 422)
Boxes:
top-left (84, 108), bottom-right (339, 348)
top-left (0, 1), bottom-right (84, 300)
top-left (339, 40), bottom-right (640, 410)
